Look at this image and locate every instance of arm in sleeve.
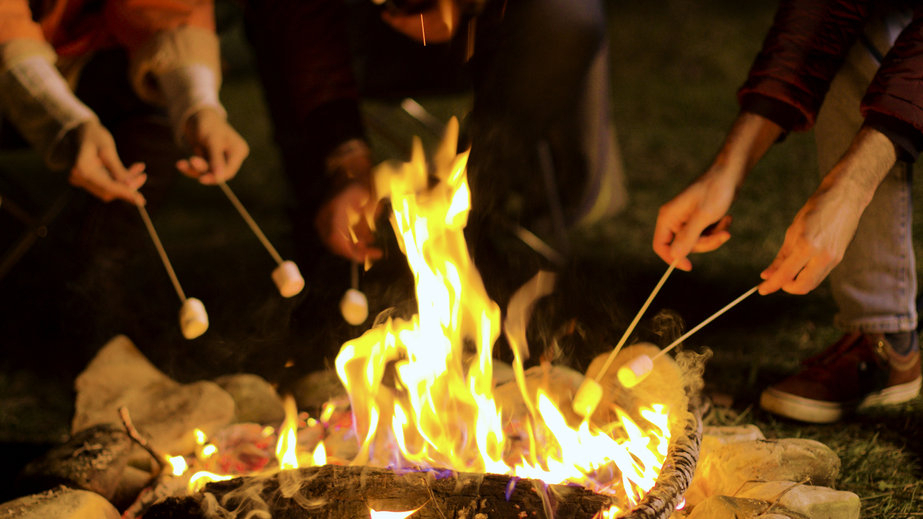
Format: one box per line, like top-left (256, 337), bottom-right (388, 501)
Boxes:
top-left (103, 0), bottom-right (225, 142)
top-left (862, 8), bottom-right (923, 162)
top-left (0, 0), bottom-right (98, 170)
top-left (737, 0), bottom-right (870, 132)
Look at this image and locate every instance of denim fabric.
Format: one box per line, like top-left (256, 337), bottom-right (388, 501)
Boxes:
top-left (814, 9), bottom-right (917, 335)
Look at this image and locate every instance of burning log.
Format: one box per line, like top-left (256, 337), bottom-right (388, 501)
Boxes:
top-left (141, 392), bottom-right (702, 519)
top-left (144, 465), bottom-right (611, 518)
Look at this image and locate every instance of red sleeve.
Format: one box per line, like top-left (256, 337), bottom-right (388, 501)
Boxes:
top-left (102, 0), bottom-right (215, 51)
top-left (737, 0), bottom-right (870, 132)
top-left (861, 8), bottom-right (923, 161)
top-left (0, 0), bottom-right (46, 44)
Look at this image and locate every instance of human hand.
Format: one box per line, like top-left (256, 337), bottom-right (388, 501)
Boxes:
top-left (176, 107), bottom-right (249, 184)
top-left (68, 120), bottom-right (147, 205)
top-left (758, 176), bottom-right (866, 296)
top-left (652, 170), bottom-right (736, 271)
top-left (381, 0), bottom-right (460, 43)
top-left (759, 126), bottom-right (898, 296)
top-left (315, 182), bottom-right (383, 264)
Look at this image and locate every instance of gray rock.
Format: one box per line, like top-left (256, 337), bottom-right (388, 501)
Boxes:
top-left (737, 481), bottom-right (860, 519)
top-left (71, 335), bottom-right (235, 460)
top-left (687, 438), bottom-right (841, 501)
top-left (0, 486), bottom-right (120, 519)
top-left (292, 369), bottom-right (347, 411)
top-left (214, 373), bottom-right (285, 425)
top-left (686, 495), bottom-right (808, 519)
top-left (702, 424), bottom-right (765, 445)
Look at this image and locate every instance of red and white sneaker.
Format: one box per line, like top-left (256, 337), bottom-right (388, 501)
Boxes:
top-left (759, 332), bottom-right (922, 423)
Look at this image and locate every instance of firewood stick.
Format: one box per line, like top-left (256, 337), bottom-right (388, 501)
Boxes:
top-left (118, 406), bottom-right (167, 474)
top-left (137, 203), bottom-right (186, 303)
top-left (120, 407), bottom-right (190, 519)
top-left (217, 181), bottom-right (284, 265)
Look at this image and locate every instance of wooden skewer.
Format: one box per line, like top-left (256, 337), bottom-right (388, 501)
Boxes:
top-left (652, 285), bottom-right (760, 360)
top-left (218, 181), bottom-right (284, 265)
top-left (218, 181), bottom-right (304, 298)
top-left (617, 284), bottom-right (761, 388)
top-left (137, 203), bottom-right (209, 339)
top-left (593, 260), bottom-right (677, 382)
top-left (137, 203), bottom-right (186, 303)
top-left (351, 261), bottom-right (359, 291)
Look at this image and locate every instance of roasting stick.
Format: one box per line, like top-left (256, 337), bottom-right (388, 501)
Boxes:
top-left (136, 203), bottom-right (208, 340)
top-left (573, 260), bottom-right (677, 417)
top-left (217, 181), bottom-right (304, 298)
top-left (340, 261), bottom-right (369, 325)
top-left (618, 285), bottom-right (761, 388)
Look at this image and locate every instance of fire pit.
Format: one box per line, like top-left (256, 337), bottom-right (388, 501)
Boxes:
top-left (136, 119), bottom-right (705, 518)
top-left (142, 400), bottom-right (701, 519)
top-left (9, 120), bottom-right (708, 519)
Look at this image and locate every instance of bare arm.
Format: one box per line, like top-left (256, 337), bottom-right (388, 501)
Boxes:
top-left (653, 111), bottom-right (783, 270)
top-left (758, 126), bottom-right (898, 295)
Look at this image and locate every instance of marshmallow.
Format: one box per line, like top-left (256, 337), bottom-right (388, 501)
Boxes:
top-left (179, 297), bottom-right (209, 340)
top-left (272, 260), bottom-right (305, 298)
top-left (340, 288), bottom-right (369, 325)
top-left (572, 378), bottom-right (603, 417)
top-left (617, 354), bottom-right (654, 388)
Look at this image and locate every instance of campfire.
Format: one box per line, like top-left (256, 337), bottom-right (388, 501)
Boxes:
top-left (10, 119), bottom-right (707, 519)
top-left (141, 118), bottom-right (700, 518)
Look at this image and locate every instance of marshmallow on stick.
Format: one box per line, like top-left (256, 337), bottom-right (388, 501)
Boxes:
top-left (136, 203), bottom-right (209, 340)
top-left (573, 261), bottom-right (676, 417)
top-left (218, 181), bottom-right (304, 298)
top-left (617, 285), bottom-right (760, 388)
top-left (341, 261), bottom-right (369, 325)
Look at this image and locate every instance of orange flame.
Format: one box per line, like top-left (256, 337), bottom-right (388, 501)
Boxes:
top-left (335, 118), bottom-right (671, 511)
top-left (275, 395), bottom-right (300, 470)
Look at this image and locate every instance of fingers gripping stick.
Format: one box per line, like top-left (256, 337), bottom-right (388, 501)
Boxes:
top-left (136, 203), bottom-right (209, 339)
top-left (218, 181), bottom-right (304, 298)
top-left (617, 285), bottom-right (760, 388)
top-left (340, 261), bottom-right (369, 325)
top-left (573, 261), bottom-right (677, 417)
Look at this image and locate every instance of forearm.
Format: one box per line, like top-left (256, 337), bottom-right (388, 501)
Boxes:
top-left (0, 48), bottom-right (97, 169)
top-left (156, 63), bottom-right (226, 145)
top-left (818, 125), bottom-right (898, 207)
top-left (705, 111), bottom-right (784, 187)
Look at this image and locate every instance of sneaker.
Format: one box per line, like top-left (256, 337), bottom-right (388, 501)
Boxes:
top-left (759, 332), bottom-right (922, 423)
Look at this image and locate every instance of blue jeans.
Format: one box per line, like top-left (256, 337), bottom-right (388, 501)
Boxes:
top-left (814, 9), bottom-right (917, 335)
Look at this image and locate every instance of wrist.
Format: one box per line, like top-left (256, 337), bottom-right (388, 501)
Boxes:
top-left (823, 126), bottom-right (898, 207)
top-left (157, 64), bottom-right (227, 146)
top-left (0, 55), bottom-right (97, 170)
top-left (325, 139), bottom-right (373, 194)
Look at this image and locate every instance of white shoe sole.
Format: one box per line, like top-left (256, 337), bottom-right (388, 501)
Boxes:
top-left (760, 377), bottom-right (922, 424)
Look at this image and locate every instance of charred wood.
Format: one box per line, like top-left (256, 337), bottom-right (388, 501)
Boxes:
top-left (145, 465), bottom-right (612, 519)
